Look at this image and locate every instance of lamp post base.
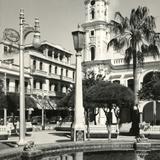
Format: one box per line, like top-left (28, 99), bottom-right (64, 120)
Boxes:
top-left (17, 139), bottom-right (27, 146)
top-left (71, 127), bottom-right (86, 141)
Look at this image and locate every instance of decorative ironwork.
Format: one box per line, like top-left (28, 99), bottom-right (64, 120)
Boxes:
top-left (76, 130), bottom-right (85, 141)
top-left (3, 28), bottom-right (20, 42)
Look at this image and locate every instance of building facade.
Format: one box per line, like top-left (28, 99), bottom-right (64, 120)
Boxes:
top-left (82, 0), bottom-right (160, 125)
top-left (0, 40), bottom-right (75, 113)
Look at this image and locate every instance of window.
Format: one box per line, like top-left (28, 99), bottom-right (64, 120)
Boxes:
top-left (48, 50), bottom-right (52, 57)
top-left (33, 80), bottom-right (36, 89)
top-left (40, 62), bottom-right (43, 70)
top-left (25, 82), bottom-right (28, 93)
top-left (91, 30), bottom-right (94, 36)
top-left (90, 0), bottom-right (95, 5)
top-left (54, 84), bottom-right (58, 92)
top-left (73, 71), bottom-right (75, 80)
top-left (4, 46), bottom-right (8, 52)
top-left (49, 64), bottom-right (52, 73)
top-left (15, 80), bottom-right (19, 92)
top-left (33, 60), bottom-right (36, 70)
top-left (49, 82), bottom-right (52, 91)
top-left (66, 69), bottom-right (68, 77)
top-left (55, 66), bottom-right (57, 74)
top-left (91, 47), bottom-right (95, 61)
top-left (40, 82), bottom-right (43, 90)
top-left (128, 79), bottom-right (134, 91)
top-left (91, 10), bottom-right (95, 19)
top-left (6, 78), bottom-right (9, 92)
top-left (61, 68), bottom-right (63, 76)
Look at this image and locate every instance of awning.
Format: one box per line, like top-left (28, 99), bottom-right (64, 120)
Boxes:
top-left (31, 95), bottom-right (57, 110)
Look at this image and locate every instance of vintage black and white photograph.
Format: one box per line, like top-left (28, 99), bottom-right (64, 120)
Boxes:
top-left (0, 0), bottom-right (160, 159)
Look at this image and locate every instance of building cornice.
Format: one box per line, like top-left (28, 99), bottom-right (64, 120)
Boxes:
top-left (82, 59), bottom-right (160, 71)
top-left (82, 21), bottom-right (108, 29)
top-left (84, 0), bottom-right (108, 5)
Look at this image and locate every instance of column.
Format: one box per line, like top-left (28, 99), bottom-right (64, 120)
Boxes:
top-left (36, 82), bottom-right (40, 90)
top-left (51, 65), bottom-right (55, 74)
top-left (67, 57), bottom-right (71, 64)
top-left (71, 51), bottom-right (86, 141)
top-left (9, 79), bottom-right (15, 92)
top-left (36, 61), bottom-right (39, 70)
top-left (58, 82), bottom-right (61, 93)
top-left (51, 84), bottom-right (55, 91)
top-left (27, 81), bottom-right (31, 94)
top-left (97, 108), bottom-right (106, 125)
top-left (45, 79), bottom-right (49, 93)
top-left (57, 53), bottom-right (60, 61)
top-left (62, 86), bottom-right (66, 93)
top-left (43, 48), bottom-right (48, 56)
top-left (30, 78), bottom-right (34, 94)
top-left (57, 66), bottom-right (61, 76)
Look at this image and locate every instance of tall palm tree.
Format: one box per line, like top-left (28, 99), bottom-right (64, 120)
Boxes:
top-left (107, 6), bottom-right (160, 107)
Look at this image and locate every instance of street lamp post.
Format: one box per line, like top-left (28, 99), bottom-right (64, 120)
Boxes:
top-left (3, 9), bottom-right (40, 145)
top-left (18, 9), bottom-right (40, 145)
top-left (71, 25), bottom-right (86, 141)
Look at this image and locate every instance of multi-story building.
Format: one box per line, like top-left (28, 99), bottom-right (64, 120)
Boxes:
top-left (0, 40), bottom-right (75, 115)
top-left (82, 0), bottom-right (160, 125)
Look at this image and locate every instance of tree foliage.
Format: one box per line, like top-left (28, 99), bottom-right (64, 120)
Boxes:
top-left (139, 72), bottom-right (160, 100)
top-left (86, 81), bottom-right (134, 109)
top-left (0, 79), bottom-right (7, 109)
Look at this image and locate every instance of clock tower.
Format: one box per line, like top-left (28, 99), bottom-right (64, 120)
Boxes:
top-left (82, 0), bottom-right (110, 62)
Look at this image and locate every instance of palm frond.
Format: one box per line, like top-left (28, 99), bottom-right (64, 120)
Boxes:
top-left (114, 12), bottom-right (125, 22)
top-left (107, 37), bottom-right (127, 51)
top-left (148, 44), bottom-right (160, 58)
top-left (109, 20), bottom-right (122, 34)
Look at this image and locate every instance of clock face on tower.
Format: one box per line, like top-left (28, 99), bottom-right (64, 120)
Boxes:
top-left (90, 0), bottom-right (95, 5)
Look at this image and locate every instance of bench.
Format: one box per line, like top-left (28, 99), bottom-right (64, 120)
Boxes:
top-left (140, 125), bottom-right (160, 139)
top-left (0, 125), bottom-right (11, 140)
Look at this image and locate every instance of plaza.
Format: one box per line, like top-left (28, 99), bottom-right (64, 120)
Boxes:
top-left (1, 0), bottom-right (160, 159)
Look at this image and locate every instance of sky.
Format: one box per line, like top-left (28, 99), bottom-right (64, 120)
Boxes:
top-left (0, 0), bottom-right (160, 56)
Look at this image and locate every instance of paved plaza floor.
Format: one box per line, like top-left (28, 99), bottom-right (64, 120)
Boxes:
top-left (0, 129), bottom-right (160, 150)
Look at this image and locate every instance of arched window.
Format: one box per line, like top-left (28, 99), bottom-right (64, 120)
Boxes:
top-left (91, 9), bottom-right (95, 19)
top-left (91, 47), bottom-right (95, 61)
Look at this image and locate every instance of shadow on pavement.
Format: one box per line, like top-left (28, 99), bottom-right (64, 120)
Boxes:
top-left (48, 132), bottom-right (70, 137)
top-left (56, 139), bottom-right (71, 142)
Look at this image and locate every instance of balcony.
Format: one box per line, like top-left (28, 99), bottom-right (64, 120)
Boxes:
top-left (48, 73), bottom-right (61, 80)
top-left (61, 76), bottom-right (74, 83)
top-left (6, 87), bottom-right (31, 94)
top-left (31, 69), bottom-right (47, 77)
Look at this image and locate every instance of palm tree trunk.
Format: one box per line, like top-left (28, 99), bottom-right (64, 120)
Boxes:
top-left (132, 50), bottom-right (140, 137)
top-left (133, 52), bottom-right (139, 107)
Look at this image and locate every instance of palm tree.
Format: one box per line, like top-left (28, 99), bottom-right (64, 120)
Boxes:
top-left (107, 6), bottom-right (160, 108)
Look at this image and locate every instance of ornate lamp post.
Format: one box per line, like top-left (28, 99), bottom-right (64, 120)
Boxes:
top-left (71, 25), bottom-right (86, 141)
top-left (3, 9), bottom-right (40, 145)
top-left (19, 9), bottom-right (40, 145)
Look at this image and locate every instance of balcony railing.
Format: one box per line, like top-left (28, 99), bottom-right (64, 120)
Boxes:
top-left (5, 87), bottom-right (31, 94)
top-left (31, 69), bottom-right (47, 77)
top-left (0, 60), bottom-right (30, 74)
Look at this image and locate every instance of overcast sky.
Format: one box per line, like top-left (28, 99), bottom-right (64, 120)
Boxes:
top-left (0, 0), bottom-right (160, 54)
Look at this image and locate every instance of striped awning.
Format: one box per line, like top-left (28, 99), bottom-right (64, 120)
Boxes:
top-left (31, 95), bottom-right (57, 110)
